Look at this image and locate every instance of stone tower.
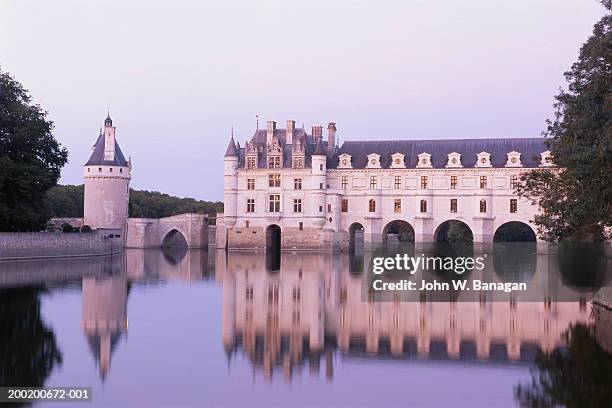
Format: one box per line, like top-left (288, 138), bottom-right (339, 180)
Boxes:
top-left (223, 135), bottom-right (239, 228)
top-left (84, 114), bottom-right (131, 231)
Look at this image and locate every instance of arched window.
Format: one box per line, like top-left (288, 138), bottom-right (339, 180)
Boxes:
top-left (368, 199), bottom-right (376, 213)
top-left (479, 199), bottom-right (487, 213)
top-left (420, 199), bottom-right (427, 213)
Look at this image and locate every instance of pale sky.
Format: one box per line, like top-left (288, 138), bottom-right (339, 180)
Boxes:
top-left (0, 0), bottom-right (604, 200)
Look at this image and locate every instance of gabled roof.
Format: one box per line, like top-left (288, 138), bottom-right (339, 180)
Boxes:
top-left (85, 133), bottom-right (129, 166)
top-left (333, 138), bottom-right (546, 168)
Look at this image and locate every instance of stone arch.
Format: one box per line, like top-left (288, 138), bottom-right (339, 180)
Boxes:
top-left (434, 220), bottom-right (474, 243)
top-left (494, 221), bottom-right (536, 242)
top-left (349, 222), bottom-right (365, 252)
top-left (382, 220), bottom-right (415, 243)
top-left (265, 224), bottom-right (281, 271)
top-left (161, 228), bottom-right (188, 247)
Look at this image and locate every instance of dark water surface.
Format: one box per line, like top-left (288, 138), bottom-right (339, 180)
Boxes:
top-left (1, 249), bottom-right (611, 407)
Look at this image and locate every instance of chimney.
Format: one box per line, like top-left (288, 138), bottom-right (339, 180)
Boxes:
top-left (327, 122), bottom-right (337, 148)
top-left (266, 120), bottom-right (276, 145)
top-left (286, 120), bottom-right (295, 144)
top-left (312, 125), bottom-right (323, 143)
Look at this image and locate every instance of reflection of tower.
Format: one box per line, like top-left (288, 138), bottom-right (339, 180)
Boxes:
top-left (81, 273), bottom-right (128, 380)
top-left (83, 114), bottom-right (131, 232)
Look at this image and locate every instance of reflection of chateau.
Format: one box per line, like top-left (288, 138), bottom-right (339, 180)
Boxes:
top-left (218, 252), bottom-right (591, 381)
top-left (81, 273), bottom-right (128, 379)
top-left (79, 249), bottom-right (215, 379)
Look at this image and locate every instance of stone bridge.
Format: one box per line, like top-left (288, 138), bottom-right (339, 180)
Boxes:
top-left (126, 213), bottom-right (214, 248)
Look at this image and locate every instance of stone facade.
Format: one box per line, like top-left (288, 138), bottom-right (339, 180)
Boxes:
top-left (218, 120), bottom-right (552, 252)
top-left (0, 230), bottom-right (122, 260)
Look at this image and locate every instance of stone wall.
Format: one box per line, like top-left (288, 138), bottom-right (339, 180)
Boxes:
top-left (0, 230), bottom-right (122, 260)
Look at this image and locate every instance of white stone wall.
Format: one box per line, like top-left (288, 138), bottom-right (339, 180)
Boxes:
top-left (225, 162), bottom-right (541, 250)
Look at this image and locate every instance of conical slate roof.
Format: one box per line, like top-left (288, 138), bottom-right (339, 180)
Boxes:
top-left (224, 137), bottom-right (238, 157)
top-left (85, 132), bottom-right (128, 166)
top-left (313, 139), bottom-right (326, 156)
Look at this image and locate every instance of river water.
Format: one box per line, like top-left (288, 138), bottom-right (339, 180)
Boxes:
top-left (1, 249), bottom-right (611, 407)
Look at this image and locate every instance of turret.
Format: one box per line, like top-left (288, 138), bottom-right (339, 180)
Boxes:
top-left (83, 114), bottom-right (131, 232)
top-left (223, 135), bottom-right (239, 227)
top-left (311, 139), bottom-right (327, 227)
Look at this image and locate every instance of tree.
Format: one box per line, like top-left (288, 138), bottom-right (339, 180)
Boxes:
top-left (515, 323), bottom-right (612, 407)
top-left (0, 69), bottom-right (68, 231)
top-left (516, 1), bottom-right (612, 242)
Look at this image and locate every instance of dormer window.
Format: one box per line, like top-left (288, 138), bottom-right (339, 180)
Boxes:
top-left (476, 151), bottom-right (492, 167)
top-left (391, 153), bottom-right (405, 168)
top-left (292, 156), bottom-right (304, 169)
top-left (446, 152), bottom-right (462, 168)
top-left (417, 152), bottom-right (432, 168)
top-left (506, 151), bottom-right (522, 167)
top-left (337, 153), bottom-right (352, 169)
top-left (268, 156), bottom-right (281, 168)
top-left (246, 156), bottom-right (257, 169)
top-left (540, 150), bottom-right (553, 167)
top-left (366, 153), bottom-right (381, 169)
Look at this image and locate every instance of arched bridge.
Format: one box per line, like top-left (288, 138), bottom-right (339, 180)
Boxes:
top-left (126, 213), bottom-right (214, 248)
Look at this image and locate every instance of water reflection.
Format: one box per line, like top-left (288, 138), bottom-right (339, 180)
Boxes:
top-left (0, 249), bottom-right (610, 406)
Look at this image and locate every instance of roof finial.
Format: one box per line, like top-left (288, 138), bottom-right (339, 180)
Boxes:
top-left (256, 115), bottom-right (259, 130)
top-left (231, 126), bottom-right (234, 138)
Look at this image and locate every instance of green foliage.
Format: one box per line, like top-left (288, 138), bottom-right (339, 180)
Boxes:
top-left (0, 69), bottom-right (68, 232)
top-left (61, 223), bottom-right (75, 233)
top-left (45, 184), bottom-right (84, 217)
top-left (45, 184), bottom-right (223, 219)
top-left (128, 189), bottom-right (223, 218)
top-left (81, 225), bottom-right (92, 233)
top-left (516, 2), bottom-right (612, 242)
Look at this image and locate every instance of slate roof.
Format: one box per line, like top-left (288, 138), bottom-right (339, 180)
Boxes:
top-left (85, 132), bottom-right (129, 166)
top-left (238, 128), bottom-right (329, 168)
top-left (333, 138), bottom-right (547, 169)
top-left (224, 137), bottom-right (238, 157)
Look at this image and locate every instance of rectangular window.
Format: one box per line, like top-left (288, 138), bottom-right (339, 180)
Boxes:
top-left (247, 156), bottom-right (256, 169)
top-left (268, 174), bottom-right (281, 187)
top-left (268, 156), bottom-right (281, 169)
top-left (510, 175), bottom-right (518, 189)
top-left (327, 203), bottom-right (332, 212)
top-left (370, 176), bottom-right (377, 189)
top-left (293, 199), bottom-right (302, 213)
top-left (450, 199), bottom-right (457, 213)
top-left (269, 194), bottom-right (281, 212)
top-left (319, 205), bottom-right (323, 212)
top-left (341, 199), bottom-right (348, 212)
top-left (394, 176), bottom-right (401, 189)
top-left (319, 183), bottom-right (324, 189)
top-left (299, 222), bottom-right (303, 231)
top-left (450, 176), bottom-right (458, 189)
top-left (319, 164), bottom-right (324, 171)
top-left (245, 220), bottom-right (250, 228)
top-left (394, 199), bottom-right (401, 213)
top-left (510, 199), bottom-right (518, 213)
top-left (293, 156), bottom-right (304, 169)
top-left (247, 178), bottom-right (255, 190)
top-left (294, 178), bottom-right (302, 190)
top-left (420, 176), bottom-right (428, 189)
top-left (246, 199), bottom-right (255, 213)
top-left (341, 176), bottom-right (348, 189)
top-left (480, 176), bottom-right (487, 189)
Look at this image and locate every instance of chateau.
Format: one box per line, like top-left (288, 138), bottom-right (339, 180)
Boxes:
top-left (217, 120), bottom-right (553, 251)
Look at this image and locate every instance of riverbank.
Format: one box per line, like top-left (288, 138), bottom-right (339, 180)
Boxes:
top-left (0, 230), bottom-right (122, 261)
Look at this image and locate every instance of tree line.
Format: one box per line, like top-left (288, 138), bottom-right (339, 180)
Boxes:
top-left (45, 184), bottom-right (223, 219)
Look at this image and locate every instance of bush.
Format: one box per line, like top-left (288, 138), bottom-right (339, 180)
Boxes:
top-left (81, 225), bottom-right (92, 233)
